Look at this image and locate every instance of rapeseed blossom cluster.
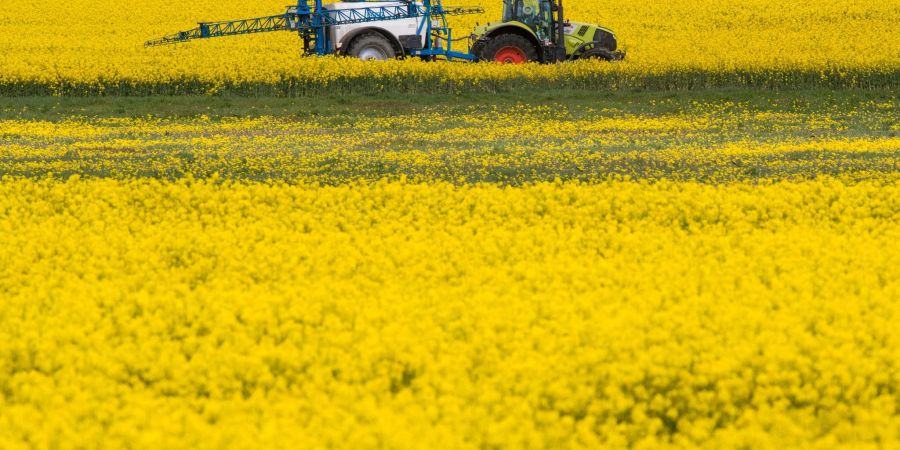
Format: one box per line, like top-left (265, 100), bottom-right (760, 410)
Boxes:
top-left (0, 0), bottom-right (897, 94)
top-left (0, 177), bottom-right (898, 449)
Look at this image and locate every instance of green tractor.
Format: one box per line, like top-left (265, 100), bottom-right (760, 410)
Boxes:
top-left (471, 0), bottom-right (624, 63)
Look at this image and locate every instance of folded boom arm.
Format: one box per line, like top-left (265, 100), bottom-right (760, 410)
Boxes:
top-left (145, 4), bottom-right (484, 47)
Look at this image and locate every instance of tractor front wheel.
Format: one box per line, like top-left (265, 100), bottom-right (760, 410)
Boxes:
top-left (577, 47), bottom-right (626, 61)
top-left (482, 34), bottom-right (538, 64)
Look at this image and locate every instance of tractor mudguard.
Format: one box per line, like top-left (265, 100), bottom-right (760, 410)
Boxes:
top-left (473, 21), bottom-right (538, 42)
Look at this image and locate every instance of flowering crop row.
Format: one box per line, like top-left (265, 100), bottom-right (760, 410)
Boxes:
top-left (2, 100), bottom-right (897, 183)
top-left (0, 177), bottom-right (898, 449)
top-left (0, 0), bottom-right (897, 94)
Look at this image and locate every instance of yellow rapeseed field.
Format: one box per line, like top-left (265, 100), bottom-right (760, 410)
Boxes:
top-left (1, 177), bottom-right (898, 449)
top-left (0, 0), bottom-right (897, 93)
top-left (1, 92), bottom-right (900, 447)
top-left (1, 6), bottom-right (897, 438)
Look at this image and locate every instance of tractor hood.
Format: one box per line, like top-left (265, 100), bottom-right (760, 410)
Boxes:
top-left (564, 21), bottom-right (618, 52)
top-left (564, 22), bottom-right (616, 40)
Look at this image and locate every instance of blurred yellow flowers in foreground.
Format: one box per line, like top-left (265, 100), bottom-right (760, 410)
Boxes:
top-left (0, 177), bottom-right (898, 449)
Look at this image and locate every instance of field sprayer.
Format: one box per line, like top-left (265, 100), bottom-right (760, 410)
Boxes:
top-left (145, 0), bottom-right (624, 63)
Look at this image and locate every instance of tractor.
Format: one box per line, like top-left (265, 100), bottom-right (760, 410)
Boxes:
top-left (472, 0), bottom-right (624, 63)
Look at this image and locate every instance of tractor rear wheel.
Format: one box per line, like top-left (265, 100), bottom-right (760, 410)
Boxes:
top-left (347, 32), bottom-right (396, 61)
top-left (482, 34), bottom-right (538, 64)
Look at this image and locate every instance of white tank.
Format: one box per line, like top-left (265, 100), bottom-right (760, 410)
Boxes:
top-left (323, 2), bottom-right (426, 55)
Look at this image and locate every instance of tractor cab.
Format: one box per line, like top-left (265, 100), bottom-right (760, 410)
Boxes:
top-left (501, 0), bottom-right (555, 41)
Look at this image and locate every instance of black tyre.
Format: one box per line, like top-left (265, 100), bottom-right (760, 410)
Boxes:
top-left (481, 34), bottom-right (539, 64)
top-left (346, 32), bottom-right (396, 61)
top-left (575, 45), bottom-right (626, 61)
